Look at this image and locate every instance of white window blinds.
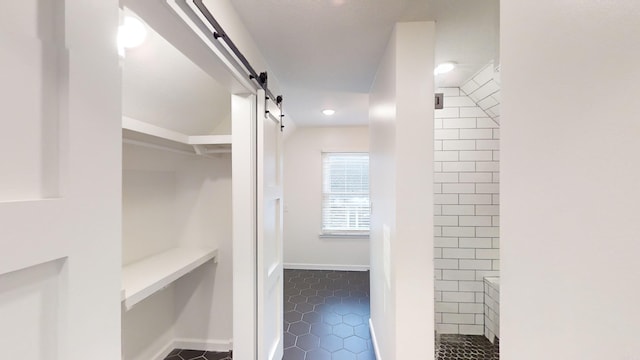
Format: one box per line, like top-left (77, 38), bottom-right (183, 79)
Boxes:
top-left (322, 153), bottom-right (370, 234)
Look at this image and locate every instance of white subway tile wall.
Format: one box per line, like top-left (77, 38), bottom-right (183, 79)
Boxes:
top-left (434, 87), bottom-right (500, 335)
top-left (460, 63), bottom-right (501, 125)
top-left (484, 277), bottom-right (500, 343)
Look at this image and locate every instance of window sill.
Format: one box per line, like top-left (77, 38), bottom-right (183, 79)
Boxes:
top-left (319, 233), bottom-right (370, 239)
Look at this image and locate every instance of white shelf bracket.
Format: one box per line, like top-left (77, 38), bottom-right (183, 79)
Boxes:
top-left (193, 144), bottom-right (207, 155)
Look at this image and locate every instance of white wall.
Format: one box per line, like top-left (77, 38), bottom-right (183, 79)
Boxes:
top-left (121, 11), bottom-right (231, 136)
top-left (283, 126), bottom-right (370, 269)
top-left (0, 1), bottom-right (122, 359)
top-left (434, 87), bottom-right (500, 335)
top-left (369, 22), bottom-right (434, 360)
top-left (122, 288), bottom-right (176, 360)
top-left (122, 145), bottom-right (233, 359)
top-left (120, 1), bottom-right (240, 354)
top-left (174, 155), bottom-right (233, 348)
top-left (502, 1), bottom-right (640, 359)
top-left (125, 0), bottom-right (284, 97)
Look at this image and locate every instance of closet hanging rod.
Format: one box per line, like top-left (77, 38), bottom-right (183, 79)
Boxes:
top-left (191, 0), bottom-right (282, 106)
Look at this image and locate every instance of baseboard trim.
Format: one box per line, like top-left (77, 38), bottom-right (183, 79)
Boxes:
top-left (284, 263), bottom-right (370, 271)
top-left (369, 318), bottom-right (381, 360)
top-left (173, 338), bottom-right (233, 352)
top-left (150, 338), bottom-right (233, 360)
top-left (151, 341), bottom-right (177, 360)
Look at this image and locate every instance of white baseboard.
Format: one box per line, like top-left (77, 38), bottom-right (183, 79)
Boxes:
top-left (150, 338), bottom-right (233, 360)
top-left (284, 263), bottom-right (370, 271)
top-left (369, 318), bottom-right (381, 360)
top-left (173, 338), bottom-right (233, 352)
top-left (151, 341), bottom-right (177, 360)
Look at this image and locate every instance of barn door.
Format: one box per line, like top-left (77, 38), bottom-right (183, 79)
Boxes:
top-left (256, 89), bottom-right (284, 360)
top-left (0, 1), bottom-right (121, 359)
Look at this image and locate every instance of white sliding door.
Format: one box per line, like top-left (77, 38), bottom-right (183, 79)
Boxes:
top-left (256, 89), bottom-right (284, 360)
top-left (0, 1), bottom-right (121, 359)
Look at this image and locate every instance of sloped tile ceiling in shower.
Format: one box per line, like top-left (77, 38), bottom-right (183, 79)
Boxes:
top-left (461, 63), bottom-right (502, 125)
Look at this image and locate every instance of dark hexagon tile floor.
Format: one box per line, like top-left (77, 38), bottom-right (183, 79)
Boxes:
top-left (435, 334), bottom-right (499, 360)
top-left (284, 269), bottom-right (374, 360)
top-left (164, 349), bottom-right (232, 360)
top-left (166, 271), bottom-right (498, 360)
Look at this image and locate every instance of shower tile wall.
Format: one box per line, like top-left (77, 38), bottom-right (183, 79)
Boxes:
top-left (434, 87), bottom-right (500, 335)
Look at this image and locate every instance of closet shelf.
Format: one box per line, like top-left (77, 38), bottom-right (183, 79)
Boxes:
top-left (122, 116), bottom-right (231, 155)
top-left (121, 247), bottom-right (218, 310)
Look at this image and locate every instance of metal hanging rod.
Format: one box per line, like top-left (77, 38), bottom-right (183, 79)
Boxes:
top-left (191, 0), bottom-right (282, 107)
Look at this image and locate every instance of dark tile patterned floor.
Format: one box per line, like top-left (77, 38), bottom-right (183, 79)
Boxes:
top-left (284, 269), bottom-right (374, 360)
top-left (165, 349), bottom-right (232, 360)
top-left (167, 272), bottom-right (498, 360)
top-left (435, 334), bottom-right (499, 360)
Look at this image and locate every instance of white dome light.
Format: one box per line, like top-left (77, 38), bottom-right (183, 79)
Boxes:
top-left (322, 109), bottom-right (336, 116)
top-left (434, 62), bottom-right (456, 76)
top-left (118, 16), bottom-right (147, 50)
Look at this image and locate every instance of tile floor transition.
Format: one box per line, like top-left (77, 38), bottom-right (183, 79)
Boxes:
top-left (436, 334), bottom-right (500, 360)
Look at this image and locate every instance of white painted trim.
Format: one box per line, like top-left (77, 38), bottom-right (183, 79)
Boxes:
top-left (188, 135), bottom-right (232, 145)
top-left (173, 338), bottom-right (234, 352)
top-left (123, 116), bottom-right (189, 144)
top-left (232, 93), bottom-right (258, 360)
top-left (319, 233), bottom-right (370, 239)
top-left (369, 318), bottom-right (381, 360)
top-left (284, 263), bottom-right (370, 272)
top-left (151, 340), bottom-right (177, 360)
top-left (150, 338), bottom-right (233, 360)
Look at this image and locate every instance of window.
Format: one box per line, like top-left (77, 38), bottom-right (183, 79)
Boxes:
top-left (322, 152), bottom-right (370, 236)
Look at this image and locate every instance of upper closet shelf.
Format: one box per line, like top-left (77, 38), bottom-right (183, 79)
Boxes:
top-left (122, 117), bottom-right (231, 155)
top-left (121, 247), bottom-right (218, 311)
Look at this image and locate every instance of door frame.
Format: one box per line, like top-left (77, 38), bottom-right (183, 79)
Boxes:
top-left (231, 91), bottom-right (259, 359)
top-left (231, 90), bottom-right (284, 360)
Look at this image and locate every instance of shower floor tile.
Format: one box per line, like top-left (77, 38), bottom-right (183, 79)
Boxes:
top-left (436, 334), bottom-right (499, 360)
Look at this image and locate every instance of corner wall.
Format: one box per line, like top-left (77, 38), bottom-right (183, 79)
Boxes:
top-left (283, 126), bottom-right (370, 270)
top-left (502, 1), bottom-right (640, 358)
top-left (0, 1), bottom-right (122, 359)
top-left (369, 21), bottom-right (435, 360)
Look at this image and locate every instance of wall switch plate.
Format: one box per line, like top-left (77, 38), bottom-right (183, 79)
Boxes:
top-left (435, 93), bottom-right (444, 109)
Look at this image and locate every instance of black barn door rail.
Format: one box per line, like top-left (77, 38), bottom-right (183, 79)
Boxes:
top-left (191, 0), bottom-right (283, 109)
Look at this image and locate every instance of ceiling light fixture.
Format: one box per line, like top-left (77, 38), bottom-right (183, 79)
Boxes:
top-left (118, 16), bottom-right (147, 54)
top-left (434, 62), bottom-right (456, 76)
top-left (322, 109), bottom-right (336, 116)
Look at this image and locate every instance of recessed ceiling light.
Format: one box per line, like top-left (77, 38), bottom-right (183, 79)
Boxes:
top-left (322, 109), bottom-right (335, 116)
top-left (434, 62), bottom-right (456, 76)
top-left (118, 16), bottom-right (147, 50)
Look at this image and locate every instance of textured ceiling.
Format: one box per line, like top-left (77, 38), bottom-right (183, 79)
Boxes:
top-left (123, 0), bottom-right (499, 129)
top-left (433, 0), bottom-right (500, 88)
top-left (230, 0), bottom-right (499, 127)
top-left (229, 0), bottom-right (433, 93)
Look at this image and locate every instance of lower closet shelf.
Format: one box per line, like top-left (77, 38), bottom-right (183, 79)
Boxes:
top-left (121, 247), bottom-right (218, 310)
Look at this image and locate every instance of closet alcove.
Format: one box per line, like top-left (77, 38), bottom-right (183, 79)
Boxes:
top-left (120, 8), bottom-right (233, 359)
